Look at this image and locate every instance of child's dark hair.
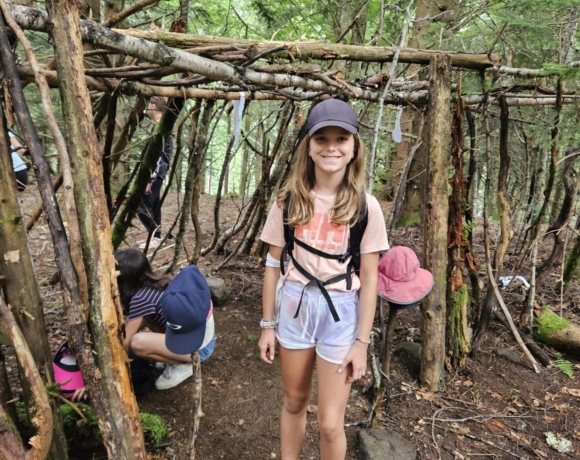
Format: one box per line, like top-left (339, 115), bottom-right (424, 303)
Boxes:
top-left (114, 249), bottom-right (171, 313)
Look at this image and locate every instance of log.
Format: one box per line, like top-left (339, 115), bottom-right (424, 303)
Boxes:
top-left (534, 306), bottom-right (580, 357)
top-left (420, 54), bottom-right (451, 392)
top-left (0, 295), bottom-right (53, 460)
top-left (45, 0), bottom-right (147, 457)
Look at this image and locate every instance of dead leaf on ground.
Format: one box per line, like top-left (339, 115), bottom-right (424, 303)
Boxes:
top-left (415, 390), bottom-right (435, 401)
top-left (533, 398), bottom-right (542, 407)
top-left (307, 405), bottom-right (317, 413)
top-left (555, 403), bottom-right (570, 412)
top-left (565, 388), bottom-right (580, 397)
top-left (490, 391), bottom-right (503, 400)
top-left (238, 419), bottom-right (245, 425)
top-left (490, 420), bottom-right (505, 431)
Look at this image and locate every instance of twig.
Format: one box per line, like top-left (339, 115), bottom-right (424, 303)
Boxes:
top-left (367, 0), bottom-right (415, 190)
top-left (335, 1), bottom-right (370, 43)
top-left (104, 0), bottom-right (160, 28)
top-left (431, 422), bottom-right (526, 459)
top-left (47, 391), bottom-right (88, 422)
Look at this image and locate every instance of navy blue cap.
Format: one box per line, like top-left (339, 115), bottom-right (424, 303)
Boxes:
top-left (160, 265), bottom-right (212, 355)
top-left (305, 99), bottom-right (359, 137)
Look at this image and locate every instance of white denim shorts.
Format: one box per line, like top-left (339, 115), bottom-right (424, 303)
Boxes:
top-left (276, 280), bottom-right (359, 364)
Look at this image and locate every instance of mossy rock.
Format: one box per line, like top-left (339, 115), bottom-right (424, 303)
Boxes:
top-left (534, 306), bottom-right (580, 356)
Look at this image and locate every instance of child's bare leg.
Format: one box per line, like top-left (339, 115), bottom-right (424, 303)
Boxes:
top-left (316, 355), bottom-right (352, 460)
top-left (279, 345), bottom-right (316, 460)
top-left (130, 331), bottom-right (190, 364)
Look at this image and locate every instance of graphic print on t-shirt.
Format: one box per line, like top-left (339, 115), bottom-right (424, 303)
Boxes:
top-left (295, 212), bottom-right (346, 251)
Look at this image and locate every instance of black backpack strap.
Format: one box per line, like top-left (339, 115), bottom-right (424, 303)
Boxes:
top-left (281, 194), bottom-right (293, 276)
top-left (348, 192), bottom-right (368, 273)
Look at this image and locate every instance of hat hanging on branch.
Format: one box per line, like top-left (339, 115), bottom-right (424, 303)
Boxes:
top-left (377, 246), bottom-right (434, 309)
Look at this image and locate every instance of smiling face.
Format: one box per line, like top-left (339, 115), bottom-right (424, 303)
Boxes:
top-left (308, 126), bottom-right (355, 181)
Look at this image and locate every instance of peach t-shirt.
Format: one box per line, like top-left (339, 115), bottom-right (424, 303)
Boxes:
top-left (260, 192), bottom-right (389, 291)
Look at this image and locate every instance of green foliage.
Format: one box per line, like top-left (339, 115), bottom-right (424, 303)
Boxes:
top-left (140, 412), bottom-right (168, 447)
top-left (399, 213), bottom-right (420, 227)
top-left (553, 354), bottom-right (574, 378)
top-left (541, 64), bottom-right (580, 80)
top-left (463, 220), bottom-right (477, 239)
top-left (61, 403), bottom-right (101, 441)
top-left (247, 334), bottom-right (259, 342)
top-left (60, 404), bottom-right (167, 447)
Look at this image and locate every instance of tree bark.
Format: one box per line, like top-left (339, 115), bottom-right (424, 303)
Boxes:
top-left (0, 106), bottom-right (68, 459)
top-left (473, 97), bottom-right (512, 351)
top-left (45, 0), bottom-right (147, 457)
top-left (420, 54), bottom-right (451, 391)
top-left (446, 94), bottom-right (472, 369)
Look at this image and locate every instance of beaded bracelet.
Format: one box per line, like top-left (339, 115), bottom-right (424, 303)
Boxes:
top-left (260, 318), bottom-right (276, 329)
top-left (356, 337), bottom-right (371, 345)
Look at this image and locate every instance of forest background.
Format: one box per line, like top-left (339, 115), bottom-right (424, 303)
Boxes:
top-left (1, 0), bottom-right (580, 458)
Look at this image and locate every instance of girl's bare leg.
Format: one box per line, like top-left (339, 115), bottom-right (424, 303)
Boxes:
top-left (130, 331), bottom-right (190, 364)
top-left (279, 345), bottom-right (316, 460)
top-left (316, 355), bottom-right (352, 460)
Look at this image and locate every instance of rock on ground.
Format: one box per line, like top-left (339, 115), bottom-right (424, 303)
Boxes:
top-left (206, 277), bottom-right (229, 306)
top-left (358, 429), bottom-right (416, 460)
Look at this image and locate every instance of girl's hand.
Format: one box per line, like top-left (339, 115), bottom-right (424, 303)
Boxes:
top-left (258, 329), bottom-right (276, 364)
top-left (338, 341), bottom-right (368, 383)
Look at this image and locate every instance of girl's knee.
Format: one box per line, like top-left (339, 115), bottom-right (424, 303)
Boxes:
top-left (130, 334), bottom-right (149, 357)
top-left (317, 415), bottom-right (344, 442)
top-left (283, 392), bottom-right (310, 415)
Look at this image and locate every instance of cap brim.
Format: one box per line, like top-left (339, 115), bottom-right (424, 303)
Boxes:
top-left (165, 322), bottom-right (206, 355)
top-left (308, 120), bottom-right (358, 137)
top-left (377, 268), bottom-right (434, 305)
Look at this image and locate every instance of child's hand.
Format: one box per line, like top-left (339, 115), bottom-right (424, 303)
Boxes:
top-left (338, 341), bottom-right (368, 383)
top-left (258, 329), bottom-right (276, 364)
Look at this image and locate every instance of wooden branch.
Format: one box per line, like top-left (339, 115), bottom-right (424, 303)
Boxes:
top-left (1, 0), bottom-right (89, 311)
top-left (25, 172), bottom-right (63, 232)
top-left (10, 4), bottom-right (500, 70)
top-left (421, 54), bottom-right (451, 392)
top-left (43, 0), bottom-right (148, 456)
top-left (0, 296), bottom-right (53, 460)
top-left (103, 0), bottom-right (160, 28)
top-left (188, 352), bottom-right (202, 459)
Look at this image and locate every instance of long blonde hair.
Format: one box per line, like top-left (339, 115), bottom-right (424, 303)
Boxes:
top-left (277, 132), bottom-right (366, 228)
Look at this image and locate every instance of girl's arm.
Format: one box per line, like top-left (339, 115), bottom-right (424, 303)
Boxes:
top-left (339, 251), bottom-right (379, 382)
top-left (124, 317), bottom-right (143, 352)
top-left (258, 244), bottom-right (283, 364)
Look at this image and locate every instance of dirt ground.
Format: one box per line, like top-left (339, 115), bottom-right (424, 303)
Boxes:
top-left (4, 186), bottom-right (580, 459)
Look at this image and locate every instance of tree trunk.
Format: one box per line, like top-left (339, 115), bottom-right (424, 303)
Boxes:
top-left (472, 97), bottom-right (512, 351)
top-left (45, 0), bottom-right (147, 457)
top-left (446, 95), bottom-right (472, 369)
top-left (420, 54), bottom-right (451, 392)
top-left (397, 0), bottom-right (456, 226)
top-left (0, 105), bottom-right (68, 459)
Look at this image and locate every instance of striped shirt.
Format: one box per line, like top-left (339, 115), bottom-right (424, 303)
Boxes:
top-left (128, 287), bottom-right (166, 329)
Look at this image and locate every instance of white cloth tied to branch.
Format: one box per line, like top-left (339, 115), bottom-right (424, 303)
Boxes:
top-left (392, 105), bottom-right (403, 143)
top-left (499, 275), bottom-right (530, 289)
top-left (232, 92), bottom-right (245, 151)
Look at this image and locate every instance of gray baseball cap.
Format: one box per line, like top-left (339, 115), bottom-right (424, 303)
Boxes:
top-left (305, 99), bottom-right (359, 137)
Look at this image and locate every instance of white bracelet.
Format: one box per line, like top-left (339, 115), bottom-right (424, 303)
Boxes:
top-left (260, 318), bottom-right (276, 329)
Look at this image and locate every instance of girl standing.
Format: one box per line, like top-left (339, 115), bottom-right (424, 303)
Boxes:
top-left (259, 99), bottom-right (389, 459)
top-left (115, 249), bottom-right (216, 390)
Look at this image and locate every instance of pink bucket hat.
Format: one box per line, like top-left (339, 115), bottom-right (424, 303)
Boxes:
top-left (377, 246), bottom-right (433, 305)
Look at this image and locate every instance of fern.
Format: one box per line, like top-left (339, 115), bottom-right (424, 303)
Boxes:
top-left (554, 358), bottom-right (574, 379)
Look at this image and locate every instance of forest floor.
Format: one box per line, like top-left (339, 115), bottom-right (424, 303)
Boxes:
top-left (4, 185), bottom-right (580, 459)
